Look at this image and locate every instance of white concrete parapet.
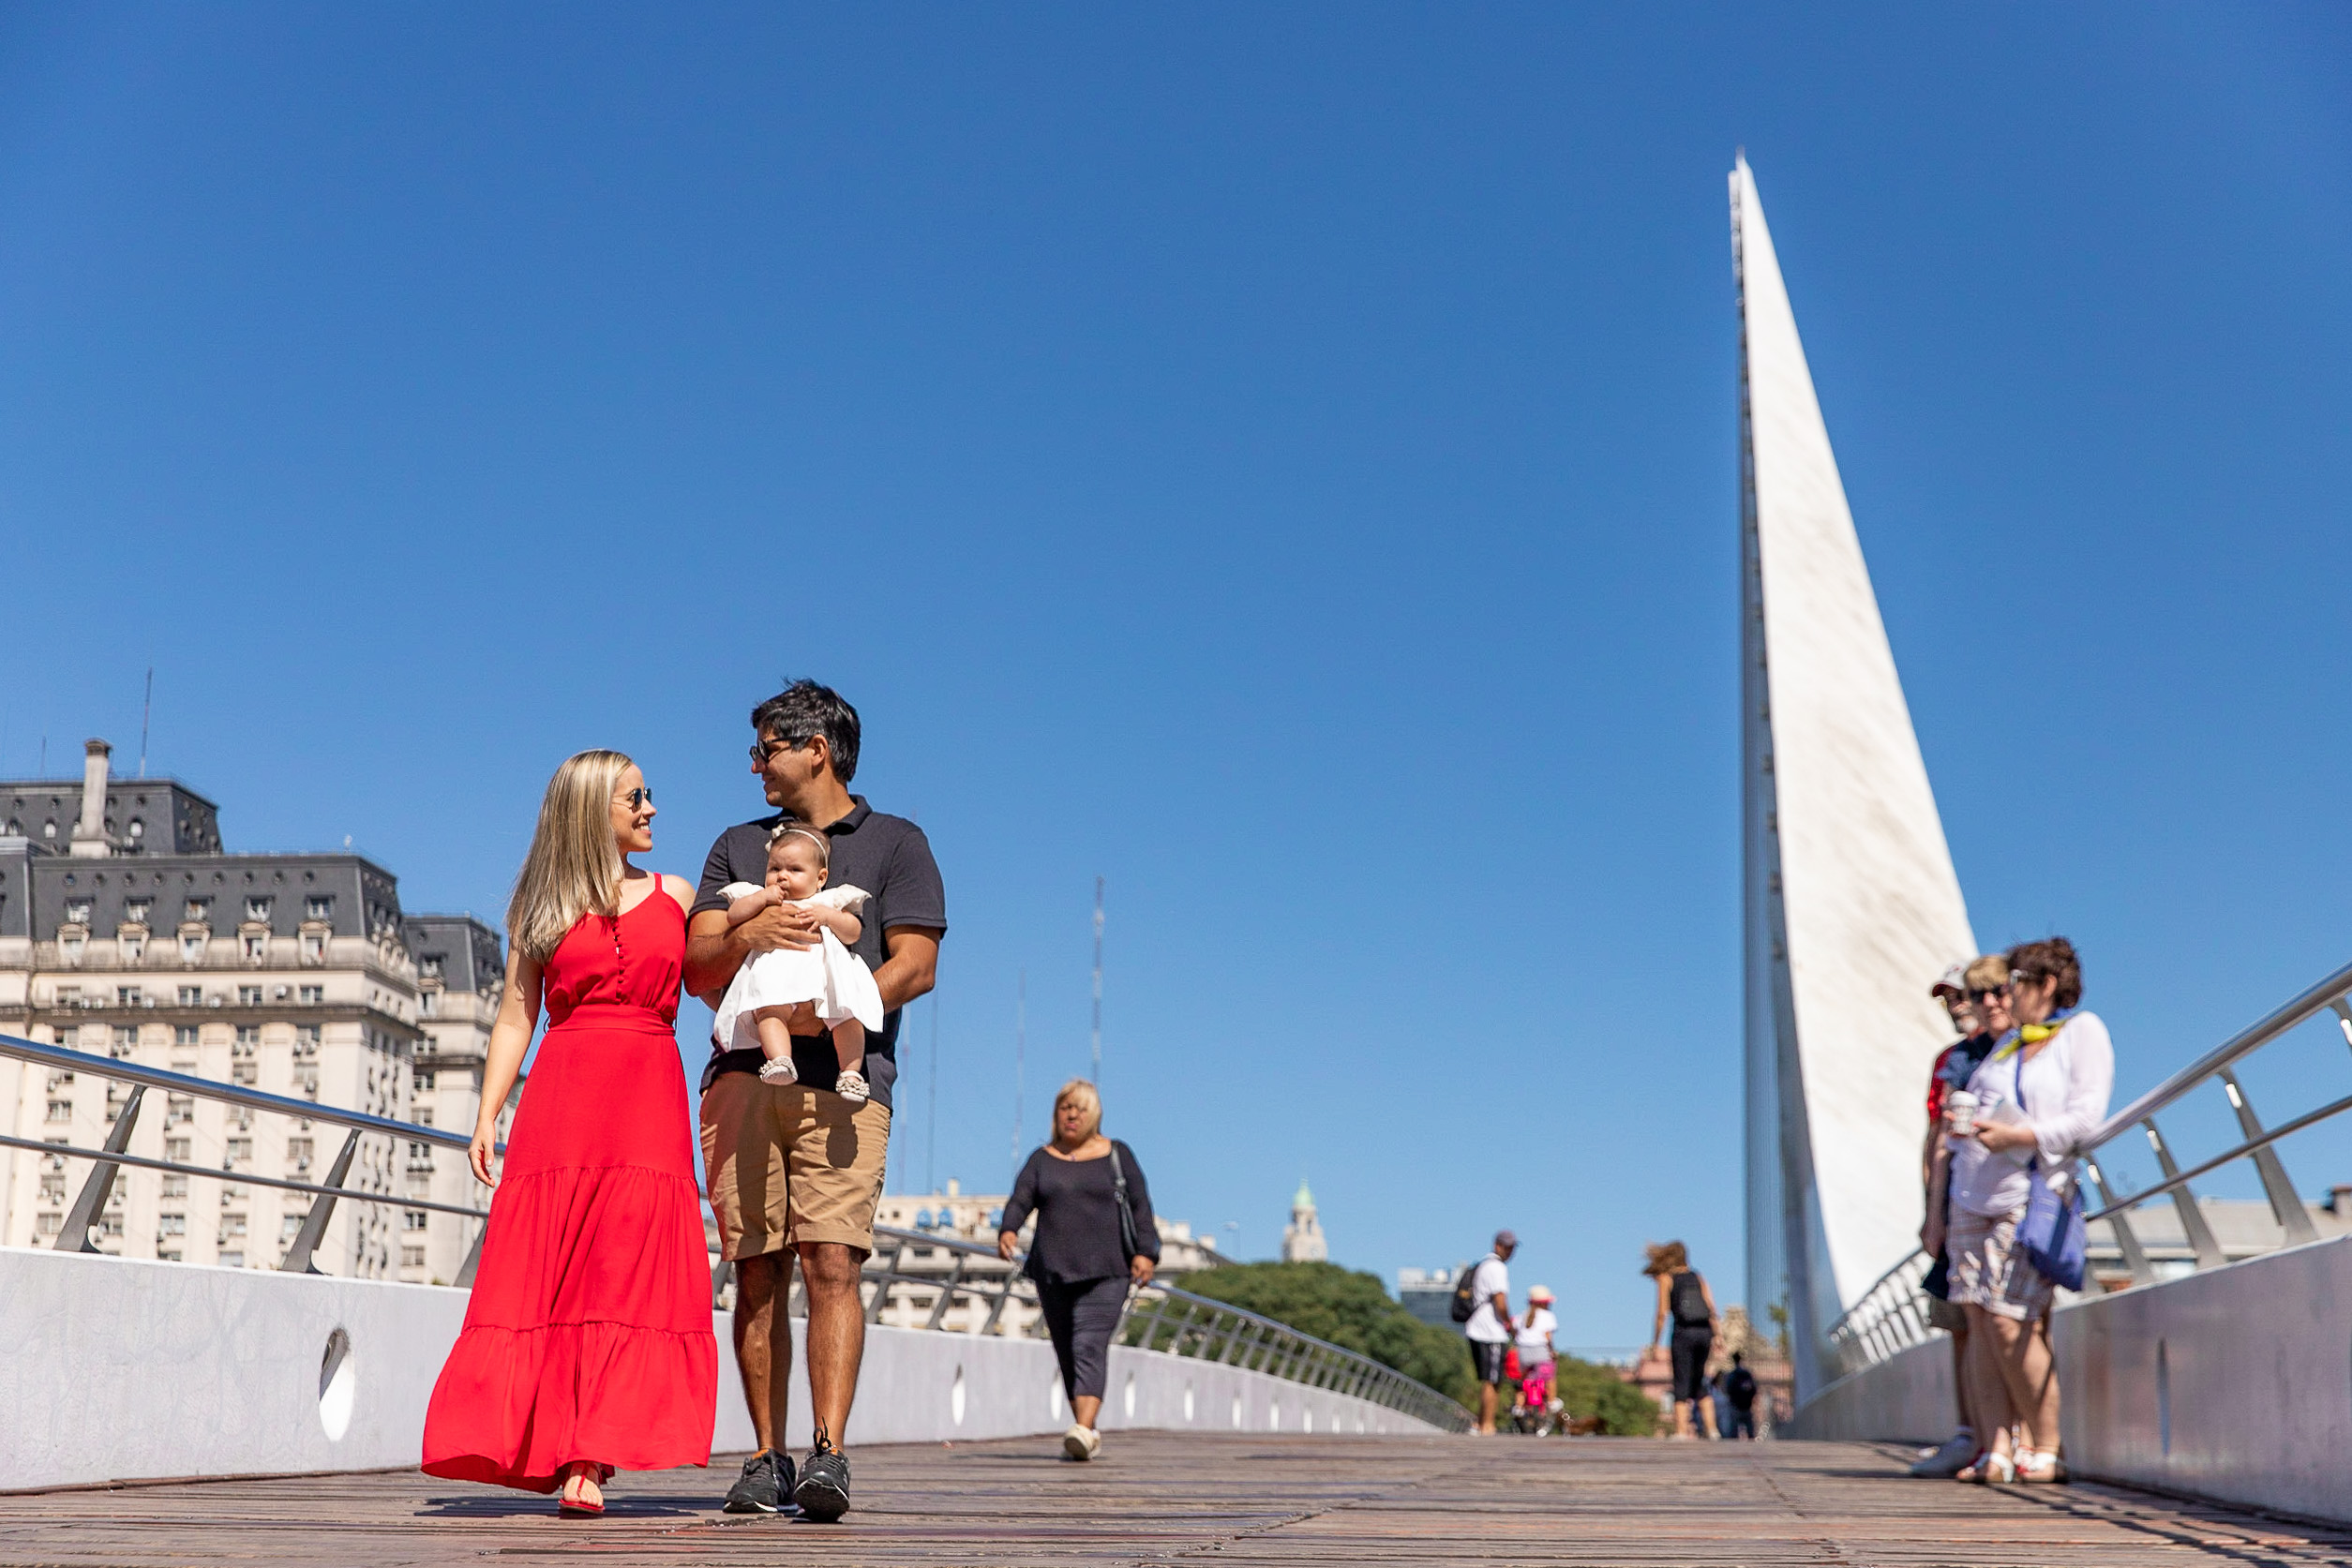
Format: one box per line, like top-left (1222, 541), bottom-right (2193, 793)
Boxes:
top-left (1786, 1234), bottom-right (2352, 1522)
top-left (0, 1246), bottom-right (1446, 1491)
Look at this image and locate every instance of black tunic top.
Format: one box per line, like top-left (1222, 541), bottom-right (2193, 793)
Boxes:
top-left (1001, 1141), bottom-right (1161, 1284)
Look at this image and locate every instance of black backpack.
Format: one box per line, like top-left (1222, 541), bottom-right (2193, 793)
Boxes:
top-left (1449, 1256), bottom-right (1493, 1324)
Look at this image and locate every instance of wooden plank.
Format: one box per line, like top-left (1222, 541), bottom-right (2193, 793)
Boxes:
top-left (2, 1437), bottom-right (2347, 1566)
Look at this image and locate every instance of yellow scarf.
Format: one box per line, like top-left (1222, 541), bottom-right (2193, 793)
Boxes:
top-left (1988, 1016), bottom-right (2068, 1065)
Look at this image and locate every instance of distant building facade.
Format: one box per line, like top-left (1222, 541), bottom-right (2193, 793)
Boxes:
top-left (1281, 1178), bottom-right (1326, 1262)
top-left (0, 739), bottom-right (514, 1282)
top-left (1397, 1265), bottom-right (1459, 1328)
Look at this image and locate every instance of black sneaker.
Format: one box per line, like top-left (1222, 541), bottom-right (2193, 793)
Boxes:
top-left (722, 1449), bottom-right (797, 1514)
top-left (793, 1440), bottom-right (851, 1523)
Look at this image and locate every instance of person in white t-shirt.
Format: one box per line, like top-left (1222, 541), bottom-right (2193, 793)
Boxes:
top-left (1461, 1229), bottom-right (1519, 1434)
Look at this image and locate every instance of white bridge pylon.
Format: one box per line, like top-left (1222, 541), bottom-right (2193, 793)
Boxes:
top-left (1731, 153), bottom-right (1977, 1397)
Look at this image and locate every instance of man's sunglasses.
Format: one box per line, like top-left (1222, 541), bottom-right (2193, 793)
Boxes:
top-left (1967, 984), bottom-right (2010, 1002)
top-left (750, 736), bottom-right (807, 766)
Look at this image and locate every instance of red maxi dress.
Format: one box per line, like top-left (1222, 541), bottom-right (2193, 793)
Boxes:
top-left (422, 888), bottom-right (716, 1490)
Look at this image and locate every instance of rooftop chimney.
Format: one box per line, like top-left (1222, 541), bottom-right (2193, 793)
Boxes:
top-left (70, 739), bottom-right (112, 859)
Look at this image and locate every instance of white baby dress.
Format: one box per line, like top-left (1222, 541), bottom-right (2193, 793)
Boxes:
top-left (711, 883), bottom-right (887, 1053)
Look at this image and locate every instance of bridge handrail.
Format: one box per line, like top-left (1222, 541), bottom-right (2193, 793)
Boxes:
top-left (2, 1031), bottom-right (1474, 1431)
top-left (854, 1223), bottom-right (1473, 1432)
top-left (1816, 955), bottom-right (2352, 1382)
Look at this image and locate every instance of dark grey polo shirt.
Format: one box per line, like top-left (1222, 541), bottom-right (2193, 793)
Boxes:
top-left (692, 796), bottom-right (947, 1108)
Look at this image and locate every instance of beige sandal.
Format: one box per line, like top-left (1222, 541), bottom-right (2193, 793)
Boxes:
top-left (1955, 1451), bottom-right (2015, 1484)
top-left (2016, 1449), bottom-right (2066, 1483)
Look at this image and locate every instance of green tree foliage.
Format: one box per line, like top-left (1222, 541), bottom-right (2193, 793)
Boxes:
top-left (1161, 1262), bottom-right (1661, 1434)
top-left (1169, 1261), bottom-right (1476, 1408)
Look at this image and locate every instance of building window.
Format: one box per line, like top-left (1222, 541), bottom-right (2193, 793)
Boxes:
top-left (241, 933), bottom-right (265, 962)
top-left (237, 986), bottom-right (262, 1007)
top-left (112, 1025), bottom-right (138, 1053)
top-left (165, 1137), bottom-right (191, 1160)
top-left (125, 899), bottom-right (151, 923)
top-left (166, 1096), bottom-right (194, 1127)
top-left (245, 897), bottom-right (272, 921)
top-left (161, 1174), bottom-right (188, 1199)
top-left (181, 934), bottom-right (207, 963)
top-left (293, 1025), bottom-right (321, 1056)
top-left (65, 900), bottom-right (91, 924)
top-left (54, 986), bottom-right (80, 1008)
top-left (35, 1213), bottom-right (63, 1236)
top-left (177, 986), bottom-right (201, 1007)
top-left (60, 936), bottom-right (84, 964)
top-left (300, 933), bottom-right (325, 963)
top-left (116, 987), bottom-right (142, 1008)
top-left (99, 1214), bottom-right (124, 1238)
top-left (220, 1216), bottom-right (247, 1238)
top-left (282, 1214), bottom-right (305, 1239)
top-left (157, 1214), bottom-right (186, 1236)
top-left (185, 898), bottom-right (211, 921)
top-left (37, 1173), bottom-right (66, 1203)
top-left (45, 1099), bottom-right (72, 1123)
top-left (299, 985), bottom-right (322, 1006)
top-left (419, 991), bottom-right (438, 1017)
top-left (401, 1246), bottom-right (427, 1268)
top-left (218, 1250), bottom-right (243, 1268)
top-left (306, 896), bottom-right (333, 919)
top-left (421, 955), bottom-right (444, 979)
top-left (121, 934), bottom-right (145, 961)
top-left (225, 1138), bottom-right (252, 1165)
top-left (289, 1138), bottom-right (314, 1171)
top-left (127, 818), bottom-right (145, 843)
top-left (403, 1210), bottom-right (429, 1232)
top-left (173, 1024), bottom-right (199, 1047)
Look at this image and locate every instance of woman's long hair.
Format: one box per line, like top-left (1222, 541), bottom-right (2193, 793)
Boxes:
top-left (1642, 1240), bottom-right (1689, 1277)
top-left (507, 750), bottom-right (633, 963)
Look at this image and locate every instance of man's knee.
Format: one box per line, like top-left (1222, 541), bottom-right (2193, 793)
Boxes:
top-left (798, 1240), bottom-right (865, 1294)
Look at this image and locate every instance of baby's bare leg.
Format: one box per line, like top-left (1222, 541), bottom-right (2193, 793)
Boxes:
top-left (752, 1007), bottom-right (798, 1064)
top-left (831, 1018), bottom-right (866, 1078)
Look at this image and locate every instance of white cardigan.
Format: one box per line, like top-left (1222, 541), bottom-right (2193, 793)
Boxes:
top-left (1950, 1010), bottom-right (2116, 1219)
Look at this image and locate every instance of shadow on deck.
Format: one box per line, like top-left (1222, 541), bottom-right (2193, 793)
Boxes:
top-left (5, 1434), bottom-right (2348, 1565)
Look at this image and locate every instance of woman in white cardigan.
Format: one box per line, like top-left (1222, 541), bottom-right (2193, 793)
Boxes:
top-left (1944, 936), bottom-right (2112, 1484)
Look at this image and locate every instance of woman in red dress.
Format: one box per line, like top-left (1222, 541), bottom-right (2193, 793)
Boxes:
top-left (422, 749), bottom-right (716, 1514)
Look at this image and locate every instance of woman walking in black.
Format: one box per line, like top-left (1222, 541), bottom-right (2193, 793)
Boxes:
top-left (997, 1079), bottom-right (1161, 1460)
top-left (1643, 1241), bottom-right (1720, 1439)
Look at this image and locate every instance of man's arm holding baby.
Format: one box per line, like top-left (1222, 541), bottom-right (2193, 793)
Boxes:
top-left (684, 903), bottom-right (822, 1002)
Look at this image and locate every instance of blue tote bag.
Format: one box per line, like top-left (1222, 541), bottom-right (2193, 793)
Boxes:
top-left (2013, 1039), bottom-right (2088, 1291)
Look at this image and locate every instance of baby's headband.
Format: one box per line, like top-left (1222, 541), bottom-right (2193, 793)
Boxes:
top-left (768, 823), bottom-right (828, 855)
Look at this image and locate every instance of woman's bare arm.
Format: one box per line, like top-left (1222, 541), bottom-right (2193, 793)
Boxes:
top-left (1649, 1273), bottom-right (1669, 1348)
top-left (471, 947), bottom-right (545, 1187)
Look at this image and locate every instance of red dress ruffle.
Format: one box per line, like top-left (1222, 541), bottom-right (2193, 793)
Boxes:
top-left (422, 889), bottom-right (715, 1491)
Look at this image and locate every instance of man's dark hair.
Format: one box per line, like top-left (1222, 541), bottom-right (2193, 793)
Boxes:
top-left (1731, 1351), bottom-right (1745, 1366)
top-left (2007, 935), bottom-right (2083, 1011)
top-left (751, 680), bottom-right (861, 785)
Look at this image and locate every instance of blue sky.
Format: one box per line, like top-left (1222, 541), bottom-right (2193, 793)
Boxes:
top-left (3, 6), bottom-right (2348, 1348)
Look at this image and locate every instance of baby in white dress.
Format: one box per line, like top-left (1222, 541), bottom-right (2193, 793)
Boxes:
top-left (712, 823), bottom-right (886, 1104)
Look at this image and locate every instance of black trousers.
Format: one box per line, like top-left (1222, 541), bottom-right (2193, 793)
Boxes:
top-left (1037, 1275), bottom-right (1129, 1403)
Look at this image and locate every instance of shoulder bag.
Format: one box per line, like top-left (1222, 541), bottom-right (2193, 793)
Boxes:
top-left (1107, 1142), bottom-right (1142, 1263)
top-left (2012, 1028), bottom-right (2089, 1291)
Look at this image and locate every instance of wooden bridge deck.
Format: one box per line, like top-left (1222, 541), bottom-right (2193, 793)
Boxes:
top-left (7, 1435), bottom-right (2350, 1566)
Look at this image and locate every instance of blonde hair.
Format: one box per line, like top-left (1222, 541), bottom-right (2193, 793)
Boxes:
top-left (1642, 1240), bottom-right (1689, 1277)
top-left (1054, 1079), bottom-right (1102, 1141)
top-left (506, 750), bottom-right (635, 962)
top-left (767, 821), bottom-right (830, 867)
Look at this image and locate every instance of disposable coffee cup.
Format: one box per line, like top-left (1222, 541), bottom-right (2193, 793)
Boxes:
top-left (1946, 1090), bottom-right (1978, 1137)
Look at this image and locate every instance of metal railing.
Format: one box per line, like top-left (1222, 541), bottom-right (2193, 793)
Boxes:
top-left (843, 1225), bottom-right (1472, 1432)
top-left (5, 1029), bottom-right (1473, 1433)
top-left (1820, 957), bottom-right (2352, 1381)
top-left (0, 1030), bottom-right (488, 1277)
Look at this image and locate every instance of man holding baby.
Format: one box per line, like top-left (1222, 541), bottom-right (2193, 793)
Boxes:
top-left (685, 679), bottom-right (946, 1523)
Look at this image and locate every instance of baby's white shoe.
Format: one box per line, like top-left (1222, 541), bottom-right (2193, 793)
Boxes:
top-left (833, 1069), bottom-right (870, 1105)
top-left (757, 1055), bottom-right (799, 1085)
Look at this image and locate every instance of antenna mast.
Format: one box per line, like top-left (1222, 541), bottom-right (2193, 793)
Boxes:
top-left (927, 996), bottom-right (939, 1195)
top-left (1090, 875), bottom-right (1104, 1084)
top-left (139, 667), bottom-right (153, 778)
